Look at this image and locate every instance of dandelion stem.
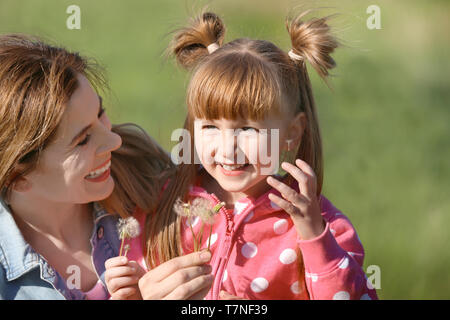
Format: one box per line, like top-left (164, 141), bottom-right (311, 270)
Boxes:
top-left (119, 237), bottom-right (125, 256)
top-left (207, 224), bottom-right (213, 251)
top-left (198, 222), bottom-right (205, 250)
top-left (188, 218), bottom-right (197, 251)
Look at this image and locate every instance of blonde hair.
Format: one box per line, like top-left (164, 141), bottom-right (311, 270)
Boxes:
top-left (0, 34), bottom-right (172, 221)
top-left (145, 10), bottom-right (339, 280)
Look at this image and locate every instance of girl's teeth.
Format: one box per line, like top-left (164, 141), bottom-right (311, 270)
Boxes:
top-left (221, 163), bottom-right (246, 171)
top-left (87, 161), bottom-right (111, 178)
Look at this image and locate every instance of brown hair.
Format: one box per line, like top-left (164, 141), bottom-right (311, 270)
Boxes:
top-left (0, 34), bottom-right (172, 220)
top-left (0, 34), bottom-right (106, 200)
top-left (145, 9), bottom-right (339, 280)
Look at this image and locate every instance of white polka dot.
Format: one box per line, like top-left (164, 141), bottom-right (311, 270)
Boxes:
top-left (279, 248), bottom-right (297, 265)
top-left (222, 269), bottom-right (228, 283)
top-left (241, 242), bottom-right (258, 258)
top-left (333, 291), bottom-right (350, 300)
top-left (208, 233), bottom-right (218, 246)
top-left (185, 216), bottom-right (199, 227)
top-left (330, 228), bottom-right (336, 235)
top-left (338, 257), bottom-right (349, 269)
top-left (233, 202), bottom-right (247, 215)
top-left (250, 277), bottom-right (269, 293)
top-left (347, 251), bottom-right (356, 257)
top-left (273, 219), bottom-right (288, 235)
top-left (243, 211), bottom-right (254, 222)
top-left (306, 272), bottom-right (318, 282)
top-left (290, 281), bottom-right (301, 294)
top-left (270, 201), bottom-right (280, 210)
top-left (360, 294), bottom-right (371, 300)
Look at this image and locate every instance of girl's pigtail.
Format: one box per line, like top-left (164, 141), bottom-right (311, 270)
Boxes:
top-left (286, 11), bottom-right (339, 80)
top-left (285, 11), bottom-right (339, 198)
top-left (170, 11), bottom-right (226, 69)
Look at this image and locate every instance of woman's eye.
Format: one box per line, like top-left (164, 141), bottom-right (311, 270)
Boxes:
top-left (77, 134), bottom-right (91, 146)
top-left (98, 107), bottom-right (106, 118)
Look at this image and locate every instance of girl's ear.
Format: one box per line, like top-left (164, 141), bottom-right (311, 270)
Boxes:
top-left (288, 112), bottom-right (307, 147)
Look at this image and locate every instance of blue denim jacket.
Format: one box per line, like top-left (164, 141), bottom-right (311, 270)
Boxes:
top-left (0, 198), bottom-right (120, 299)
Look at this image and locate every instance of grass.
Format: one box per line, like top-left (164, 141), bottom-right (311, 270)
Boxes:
top-left (1, 0), bottom-right (449, 299)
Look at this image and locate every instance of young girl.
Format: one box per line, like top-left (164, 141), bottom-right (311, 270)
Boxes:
top-left (106, 11), bottom-right (378, 300)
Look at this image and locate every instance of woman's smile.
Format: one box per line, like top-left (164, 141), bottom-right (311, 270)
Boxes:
top-left (85, 158), bottom-right (112, 182)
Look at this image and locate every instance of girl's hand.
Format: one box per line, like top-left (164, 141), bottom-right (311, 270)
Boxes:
top-left (138, 250), bottom-right (214, 300)
top-left (267, 159), bottom-right (325, 240)
top-left (105, 256), bottom-right (146, 300)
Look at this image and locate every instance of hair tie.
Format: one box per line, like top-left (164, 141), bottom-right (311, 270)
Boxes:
top-left (207, 43), bottom-right (220, 54)
top-left (288, 49), bottom-right (304, 62)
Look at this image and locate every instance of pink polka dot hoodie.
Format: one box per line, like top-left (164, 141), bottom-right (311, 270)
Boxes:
top-left (127, 184), bottom-right (378, 300)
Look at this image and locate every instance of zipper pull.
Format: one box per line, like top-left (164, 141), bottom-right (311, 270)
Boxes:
top-left (226, 219), bottom-right (234, 235)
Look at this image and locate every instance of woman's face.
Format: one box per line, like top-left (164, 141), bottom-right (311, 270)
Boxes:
top-left (193, 111), bottom-right (302, 197)
top-left (22, 73), bottom-right (122, 204)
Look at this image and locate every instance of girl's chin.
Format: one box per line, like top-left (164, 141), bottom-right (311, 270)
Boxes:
top-left (217, 178), bottom-right (267, 196)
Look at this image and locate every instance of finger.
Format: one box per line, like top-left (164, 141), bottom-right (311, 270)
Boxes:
top-left (268, 193), bottom-right (303, 218)
top-left (157, 264), bottom-right (212, 298)
top-left (149, 250), bottom-right (211, 282)
top-left (219, 290), bottom-right (247, 300)
top-left (128, 261), bottom-right (147, 278)
top-left (105, 256), bottom-right (128, 270)
top-left (187, 285), bottom-right (211, 300)
top-left (105, 265), bottom-right (138, 284)
top-left (108, 275), bottom-right (139, 294)
top-left (266, 176), bottom-right (306, 206)
top-left (295, 159), bottom-right (316, 179)
top-left (281, 161), bottom-right (315, 200)
top-left (281, 162), bottom-right (308, 186)
top-left (111, 287), bottom-right (138, 300)
top-left (163, 273), bottom-right (214, 300)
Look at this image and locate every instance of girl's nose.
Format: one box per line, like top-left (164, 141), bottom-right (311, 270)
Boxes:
top-left (220, 129), bottom-right (237, 162)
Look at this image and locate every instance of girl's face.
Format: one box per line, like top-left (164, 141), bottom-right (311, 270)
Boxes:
top-left (193, 111), bottom-right (304, 198)
top-left (20, 73), bottom-right (122, 204)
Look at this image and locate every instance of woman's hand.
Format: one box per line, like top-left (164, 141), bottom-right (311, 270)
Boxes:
top-left (105, 256), bottom-right (146, 300)
top-left (267, 159), bottom-right (325, 240)
top-left (219, 290), bottom-right (247, 300)
top-left (138, 250), bottom-right (214, 300)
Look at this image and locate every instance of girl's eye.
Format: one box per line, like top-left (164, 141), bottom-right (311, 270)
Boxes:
top-left (242, 127), bottom-right (258, 132)
top-left (203, 125), bottom-right (218, 130)
top-left (77, 134), bottom-right (91, 146)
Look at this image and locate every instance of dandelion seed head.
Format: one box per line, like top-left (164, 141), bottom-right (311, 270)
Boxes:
top-left (117, 216), bottom-right (141, 239)
top-left (174, 198), bottom-right (191, 217)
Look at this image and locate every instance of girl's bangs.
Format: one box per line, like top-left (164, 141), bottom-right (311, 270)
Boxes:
top-left (187, 53), bottom-right (282, 121)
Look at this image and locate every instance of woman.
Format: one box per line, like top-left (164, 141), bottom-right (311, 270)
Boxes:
top-left (0, 34), bottom-right (213, 299)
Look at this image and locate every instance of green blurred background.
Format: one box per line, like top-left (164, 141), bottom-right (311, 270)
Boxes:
top-left (1, 0), bottom-right (449, 299)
